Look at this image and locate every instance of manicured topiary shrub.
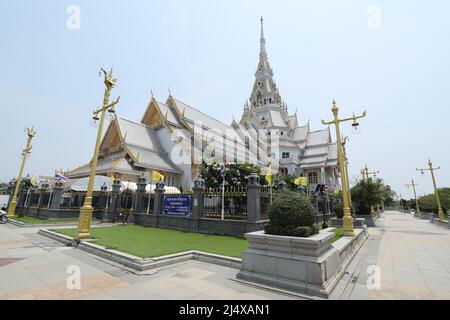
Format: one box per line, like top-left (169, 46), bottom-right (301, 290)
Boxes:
top-left (333, 196), bottom-right (355, 218)
top-left (334, 200), bottom-right (344, 219)
top-left (264, 191), bottom-right (318, 237)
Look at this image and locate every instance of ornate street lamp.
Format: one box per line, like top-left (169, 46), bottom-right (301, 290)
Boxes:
top-left (363, 165), bottom-right (380, 217)
top-left (405, 179), bottom-right (420, 215)
top-left (76, 68), bottom-right (120, 240)
top-left (416, 159), bottom-right (444, 221)
top-left (7, 127), bottom-right (37, 217)
top-left (322, 100), bottom-right (366, 236)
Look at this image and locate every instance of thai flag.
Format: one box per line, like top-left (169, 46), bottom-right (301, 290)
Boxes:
top-left (55, 171), bottom-right (68, 183)
top-left (220, 163), bottom-right (225, 179)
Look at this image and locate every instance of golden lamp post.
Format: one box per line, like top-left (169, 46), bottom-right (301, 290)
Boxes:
top-left (76, 68), bottom-right (120, 240)
top-left (399, 194), bottom-right (404, 211)
top-left (7, 127), bottom-right (37, 217)
top-left (363, 165), bottom-right (380, 216)
top-left (341, 136), bottom-right (352, 208)
top-left (405, 179), bottom-right (420, 214)
top-left (322, 100), bottom-right (366, 236)
top-left (416, 159), bottom-right (445, 221)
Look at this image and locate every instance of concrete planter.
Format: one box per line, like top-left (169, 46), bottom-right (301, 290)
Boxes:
top-left (237, 227), bottom-right (368, 298)
top-left (353, 214), bottom-right (378, 227)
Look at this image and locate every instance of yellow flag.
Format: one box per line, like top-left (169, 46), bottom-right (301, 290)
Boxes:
top-left (30, 176), bottom-right (37, 186)
top-left (300, 177), bottom-right (308, 187)
top-left (265, 168), bottom-right (272, 185)
top-left (294, 177), bottom-right (302, 186)
top-left (152, 170), bottom-right (165, 182)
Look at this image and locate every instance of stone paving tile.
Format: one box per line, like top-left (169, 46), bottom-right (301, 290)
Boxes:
top-left (0, 268), bottom-right (46, 294)
top-left (151, 284), bottom-right (201, 300)
top-left (108, 285), bottom-right (165, 300)
top-left (334, 211), bottom-right (450, 300)
top-left (2, 212), bottom-right (449, 300)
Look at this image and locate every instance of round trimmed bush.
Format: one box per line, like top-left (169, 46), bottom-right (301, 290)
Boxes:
top-left (333, 200), bottom-right (343, 219)
top-left (264, 191), bottom-right (318, 237)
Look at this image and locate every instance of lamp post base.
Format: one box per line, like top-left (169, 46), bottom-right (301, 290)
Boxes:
top-left (370, 206), bottom-right (377, 218)
top-left (342, 209), bottom-right (354, 237)
top-left (7, 200), bottom-right (17, 218)
top-left (76, 204), bottom-right (94, 240)
top-left (438, 208), bottom-right (446, 222)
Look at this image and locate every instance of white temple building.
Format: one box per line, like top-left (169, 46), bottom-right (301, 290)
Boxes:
top-left (67, 18), bottom-right (340, 192)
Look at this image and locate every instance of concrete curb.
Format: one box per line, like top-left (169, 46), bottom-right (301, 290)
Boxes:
top-left (38, 229), bottom-right (242, 271)
top-left (9, 219), bottom-right (103, 228)
top-left (430, 218), bottom-right (450, 229)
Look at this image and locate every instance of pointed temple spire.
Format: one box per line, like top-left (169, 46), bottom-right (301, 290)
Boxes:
top-left (246, 17), bottom-right (284, 113)
top-left (260, 17), bottom-right (267, 60)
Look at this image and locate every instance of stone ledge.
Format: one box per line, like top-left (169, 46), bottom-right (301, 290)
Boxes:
top-left (246, 230), bottom-right (334, 257)
top-left (8, 219), bottom-right (26, 227)
top-left (38, 229), bottom-right (74, 245)
top-left (10, 219), bottom-right (103, 228)
top-left (38, 228), bottom-right (242, 272)
top-left (430, 218), bottom-right (450, 229)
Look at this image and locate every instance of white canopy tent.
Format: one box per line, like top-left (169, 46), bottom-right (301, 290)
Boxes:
top-left (58, 176), bottom-right (180, 194)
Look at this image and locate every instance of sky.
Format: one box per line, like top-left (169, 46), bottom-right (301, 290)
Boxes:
top-left (0, 0), bottom-right (449, 199)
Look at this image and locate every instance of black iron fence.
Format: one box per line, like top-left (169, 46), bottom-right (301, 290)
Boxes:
top-left (11, 179), bottom-right (339, 225)
top-left (203, 187), bottom-right (247, 220)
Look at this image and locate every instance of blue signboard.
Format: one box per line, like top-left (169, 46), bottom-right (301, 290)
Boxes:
top-left (163, 195), bottom-right (192, 216)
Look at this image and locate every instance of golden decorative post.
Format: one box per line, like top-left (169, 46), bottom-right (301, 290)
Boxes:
top-left (363, 165), bottom-right (379, 216)
top-left (341, 136), bottom-right (352, 208)
top-left (76, 68), bottom-right (120, 240)
top-left (322, 100), bottom-right (366, 236)
top-left (416, 159), bottom-right (444, 221)
top-left (405, 179), bottom-right (420, 214)
top-left (7, 127), bottom-right (37, 217)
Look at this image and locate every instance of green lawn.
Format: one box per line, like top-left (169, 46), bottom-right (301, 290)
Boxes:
top-left (52, 224), bottom-right (344, 259)
top-left (331, 227), bottom-right (344, 242)
top-left (13, 216), bottom-right (82, 224)
top-left (53, 225), bottom-right (248, 258)
top-left (316, 223), bottom-right (344, 243)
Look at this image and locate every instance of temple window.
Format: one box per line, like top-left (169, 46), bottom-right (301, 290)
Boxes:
top-left (308, 172), bottom-right (318, 184)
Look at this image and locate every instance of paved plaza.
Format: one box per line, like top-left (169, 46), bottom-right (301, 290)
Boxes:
top-left (332, 211), bottom-right (450, 299)
top-left (0, 211), bottom-right (449, 300)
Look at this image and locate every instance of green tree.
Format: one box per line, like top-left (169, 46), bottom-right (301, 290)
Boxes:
top-left (273, 174), bottom-right (296, 190)
top-left (418, 188), bottom-right (450, 214)
top-left (381, 184), bottom-right (396, 207)
top-left (199, 160), bottom-right (266, 189)
top-left (350, 178), bottom-right (385, 215)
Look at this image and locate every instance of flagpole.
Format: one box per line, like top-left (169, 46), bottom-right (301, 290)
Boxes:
top-left (221, 176), bottom-right (225, 220)
top-left (221, 163), bottom-right (225, 220)
top-left (149, 171), bottom-right (153, 214)
top-left (270, 184), bottom-right (273, 204)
